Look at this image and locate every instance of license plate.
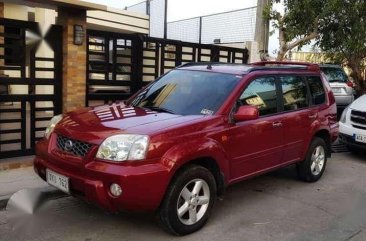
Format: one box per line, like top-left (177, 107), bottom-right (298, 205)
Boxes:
top-left (332, 87), bottom-right (342, 93)
top-left (46, 169), bottom-right (70, 193)
top-left (354, 134), bottom-right (366, 143)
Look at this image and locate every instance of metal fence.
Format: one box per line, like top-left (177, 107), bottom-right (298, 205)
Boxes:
top-left (0, 18), bottom-right (63, 159)
top-left (126, 0), bottom-right (165, 38)
top-left (86, 30), bottom-right (249, 107)
top-left (127, 1), bottom-right (258, 43)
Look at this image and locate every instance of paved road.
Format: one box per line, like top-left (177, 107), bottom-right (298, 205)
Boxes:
top-left (1, 152), bottom-right (366, 241)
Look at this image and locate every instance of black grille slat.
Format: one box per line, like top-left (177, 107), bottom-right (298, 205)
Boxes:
top-left (56, 136), bottom-right (92, 157)
top-left (351, 110), bottom-right (366, 126)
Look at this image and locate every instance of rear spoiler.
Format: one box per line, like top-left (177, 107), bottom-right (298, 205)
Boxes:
top-left (251, 61), bottom-right (320, 72)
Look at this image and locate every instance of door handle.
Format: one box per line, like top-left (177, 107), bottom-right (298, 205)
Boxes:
top-left (272, 122), bottom-right (283, 128)
top-left (309, 113), bottom-right (318, 119)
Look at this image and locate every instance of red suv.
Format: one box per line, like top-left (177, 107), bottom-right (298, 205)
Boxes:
top-left (34, 61), bottom-right (338, 235)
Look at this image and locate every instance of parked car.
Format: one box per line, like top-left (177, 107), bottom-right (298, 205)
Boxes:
top-left (34, 62), bottom-right (338, 235)
top-left (339, 94), bottom-right (366, 153)
top-left (319, 64), bottom-right (355, 108)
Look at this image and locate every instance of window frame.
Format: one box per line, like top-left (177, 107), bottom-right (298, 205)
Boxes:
top-left (234, 74), bottom-right (282, 118)
top-left (306, 75), bottom-right (327, 107)
top-left (232, 73), bottom-right (326, 119)
top-left (276, 74), bottom-right (312, 114)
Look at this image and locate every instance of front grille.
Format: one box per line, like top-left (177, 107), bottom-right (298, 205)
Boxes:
top-left (351, 110), bottom-right (366, 126)
top-left (353, 125), bottom-right (366, 130)
top-left (56, 135), bottom-right (92, 157)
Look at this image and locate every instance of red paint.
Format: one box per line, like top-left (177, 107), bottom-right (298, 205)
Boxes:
top-left (34, 63), bottom-right (338, 212)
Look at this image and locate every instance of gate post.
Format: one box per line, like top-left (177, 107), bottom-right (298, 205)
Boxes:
top-left (0, 3), bottom-right (4, 75)
top-left (57, 8), bottom-right (87, 112)
top-left (131, 35), bottom-right (143, 92)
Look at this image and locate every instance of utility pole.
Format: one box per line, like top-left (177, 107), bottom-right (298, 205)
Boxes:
top-left (164, 0), bottom-right (168, 39)
top-left (254, 0), bottom-right (270, 60)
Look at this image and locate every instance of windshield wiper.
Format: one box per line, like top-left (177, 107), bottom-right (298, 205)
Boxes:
top-left (144, 106), bottom-right (176, 114)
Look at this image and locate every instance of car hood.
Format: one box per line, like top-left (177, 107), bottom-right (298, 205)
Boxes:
top-left (350, 94), bottom-right (366, 111)
top-left (54, 103), bottom-right (205, 144)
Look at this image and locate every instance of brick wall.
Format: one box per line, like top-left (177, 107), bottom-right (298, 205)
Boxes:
top-left (57, 8), bottom-right (87, 112)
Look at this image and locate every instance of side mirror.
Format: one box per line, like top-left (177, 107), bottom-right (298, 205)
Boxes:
top-left (234, 105), bottom-right (259, 122)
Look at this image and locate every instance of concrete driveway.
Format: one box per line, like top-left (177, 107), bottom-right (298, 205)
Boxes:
top-left (1, 152), bottom-right (366, 241)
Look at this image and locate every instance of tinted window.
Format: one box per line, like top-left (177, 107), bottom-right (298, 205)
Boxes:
top-left (321, 67), bottom-right (347, 83)
top-left (280, 76), bottom-right (309, 111)
top-left (130, 70), bottom-right (241, 115)
top-left (307, 76), bottom-right (326, 105)
top-left (239, 77), bottom-right (277, 116)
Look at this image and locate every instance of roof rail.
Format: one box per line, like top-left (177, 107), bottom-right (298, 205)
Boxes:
top-left (251, 61), bottom-right (320, 72)
top-left (177, 62), bottom-right (211, 68)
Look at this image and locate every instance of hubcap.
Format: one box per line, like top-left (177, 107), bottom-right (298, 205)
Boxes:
top-left (177, 179), bottom-right (210, 225)
top-left (311, 145), bottom-right (325, 175)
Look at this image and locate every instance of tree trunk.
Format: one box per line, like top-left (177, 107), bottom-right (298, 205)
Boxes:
top-left (348, 57), bottom-right (365, 96)
top-left (276, 26), bottom-right (287, 61)
top-left (276, 49), bottom-right (287, 61)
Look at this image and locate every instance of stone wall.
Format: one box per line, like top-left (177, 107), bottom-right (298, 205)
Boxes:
top-left (58, 8), bottom-right (87, 112)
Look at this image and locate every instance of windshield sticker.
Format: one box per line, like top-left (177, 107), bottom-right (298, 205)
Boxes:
top-left (201, 109), bottom-right (214, 115)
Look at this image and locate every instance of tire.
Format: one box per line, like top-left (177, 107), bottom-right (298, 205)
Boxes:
top-left (297, 137), bottom-right (327, 182)
top-left (157, 165), bottom-right (217, 235)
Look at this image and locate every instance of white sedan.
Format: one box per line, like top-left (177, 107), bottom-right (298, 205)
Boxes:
top-left (339, 94), bottom-right (366, 152)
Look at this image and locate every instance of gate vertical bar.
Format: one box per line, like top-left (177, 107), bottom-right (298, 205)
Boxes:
top-left (175, 42), bottom-right (182, 66)
top-left (20, 100), bottom-right (26, 150)
top-left (131, 35), bottom-right (143, 92)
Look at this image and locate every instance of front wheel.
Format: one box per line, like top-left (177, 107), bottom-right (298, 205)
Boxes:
top-left (297, 137), bottom-right (327, 182)
top-left (157, 165), bottom-right (217, 235)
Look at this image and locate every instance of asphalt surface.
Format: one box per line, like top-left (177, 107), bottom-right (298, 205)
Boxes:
top-left (1, 152), bottom-right (366, 241)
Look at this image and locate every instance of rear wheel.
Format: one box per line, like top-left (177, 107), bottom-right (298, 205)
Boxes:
top-left (158, 165), bottom-right (216, 235)
top-left (297, 137), bottom-right (327, 182)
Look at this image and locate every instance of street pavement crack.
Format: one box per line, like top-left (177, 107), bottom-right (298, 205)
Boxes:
top-left (343, 229), bottom-right (363, 241)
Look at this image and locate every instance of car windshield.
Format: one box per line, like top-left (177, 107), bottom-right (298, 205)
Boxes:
top-left (321, 67), bottom-right (347, 83)
top-left (129, 69), bottom-right (241, 115)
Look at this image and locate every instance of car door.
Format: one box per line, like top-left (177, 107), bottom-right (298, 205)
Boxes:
top-left (278, 75), bottom-right (313, 163)
top-left (227, 76), bottom-right (284, 181)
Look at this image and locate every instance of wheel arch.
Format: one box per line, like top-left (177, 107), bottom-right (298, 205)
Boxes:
top-left (176, 157), bottom-right (226, 197)
top-left (313, 129), bottom-right (332, 157)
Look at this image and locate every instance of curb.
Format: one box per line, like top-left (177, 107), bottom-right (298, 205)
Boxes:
top-left (0, 159), bottom-right (34, 171)
top-left (0, 186), bottom-right (67, 210)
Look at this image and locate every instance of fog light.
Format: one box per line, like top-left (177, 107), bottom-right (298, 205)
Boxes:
top-left (110, 183), bottom-right (122, 197)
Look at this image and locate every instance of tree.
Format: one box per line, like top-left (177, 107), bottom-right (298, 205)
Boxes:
top-left (264, 0), bottom-right (326, 61)
top-left (317, 0), bottom-right (366, 92)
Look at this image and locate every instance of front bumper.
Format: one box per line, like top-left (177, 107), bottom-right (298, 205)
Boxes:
top-left (339, 133), bottom-right (366, 150)
top-left (34, 139), bottom-right (171, 212)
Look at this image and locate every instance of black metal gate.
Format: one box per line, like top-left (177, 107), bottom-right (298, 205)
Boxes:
top-left (0, 18), bottom-right (62, 159)
top-left (86, 30), bottom-right (249, 106)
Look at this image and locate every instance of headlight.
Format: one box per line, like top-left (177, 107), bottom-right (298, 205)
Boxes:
top-left (340, 106), bottom-right (349, 123)
top-left (96, 134), bottom-right (149, 162)
top-left (44, 114), bottom-right (63, 139)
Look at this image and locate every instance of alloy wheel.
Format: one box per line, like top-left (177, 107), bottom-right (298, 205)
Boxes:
top-left (176, 178), bottom-right (210, 225)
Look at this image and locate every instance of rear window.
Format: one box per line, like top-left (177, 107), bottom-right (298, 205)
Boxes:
top-left (320, 67), bottom-right (347, 83)
top-left (307, 76), bottom-right (326, 105)
top-left (280, 76), bottom-right (309, 111)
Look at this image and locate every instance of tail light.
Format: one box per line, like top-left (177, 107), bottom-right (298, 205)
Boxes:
top-left (346, 81), bottom-right (354, 88)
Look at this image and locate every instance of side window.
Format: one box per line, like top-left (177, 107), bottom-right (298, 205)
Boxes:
top-left (239, 77), bottom-right (277, 116)
top-left (280, 76), bottom-right (309, 111)
top-left (307, 76), bottom-right (326, 105)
